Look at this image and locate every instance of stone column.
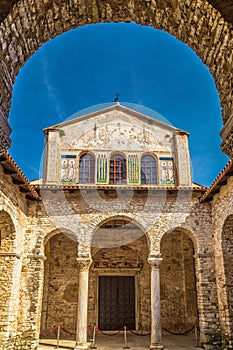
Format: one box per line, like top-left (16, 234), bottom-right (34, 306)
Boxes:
top-left (148, 256), bottom-right (163, 350)
top-left (74, 257), bottom-right (92, 350)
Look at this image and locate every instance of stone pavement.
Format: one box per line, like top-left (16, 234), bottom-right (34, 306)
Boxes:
top-left (39, 334), bottom-right (203, 349)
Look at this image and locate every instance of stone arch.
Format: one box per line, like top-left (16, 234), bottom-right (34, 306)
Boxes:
top-left (0, 200), bottom-right (21, 237)
top-left (0, 0), bottom-right (232, 155)
top-left (0, 209), bottom-right (16, 251)
top-left (89, 217), bottom-right (150, 331)
top-left (160, 227), bottom-right (198, 333)
top-left (91, 214), bottom-right (150, 249)
top-left (160, 226), bottom-right (198, 253)
top-left (0, 209), bottom-right (22, 346)
top-left (40, 230), bottom-right (79, 336)
top-left (43, 227), bottom-right (77, 247)
top-left (221, 214), bottom-right (233, 339)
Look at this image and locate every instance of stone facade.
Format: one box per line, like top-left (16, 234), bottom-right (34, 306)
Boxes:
top-left (0, 105), bottom-right (232, 349)
top-left (0, 0), bottom-right (232, 156)
top-left (43, 104), bottom-right (191, 187)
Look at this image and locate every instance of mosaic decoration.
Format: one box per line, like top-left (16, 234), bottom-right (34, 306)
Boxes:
top-left (128, 154), bottom-right (139, 184)
top-left (60, 155), bottom-right (76, 184)
top-left (97, 154), bottom-right (107, 183)
top-left (160, 158), bottom-right (175, 185)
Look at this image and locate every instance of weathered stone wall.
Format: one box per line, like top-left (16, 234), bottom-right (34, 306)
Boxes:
top-left (0, 162), bottom-right (232, 348)
top-left (0, 165), bottom-right (28, 215)
top-left (24, 188), bottom-right (220, 344)
top-left (40, 233), bottom-right (78, 336)
top-left (160, 230), bottom-right (198, 332)
top-left (0, 169), bottom-right (33, 349)
top-left (222, 215), bottom-right (233, 339)
top-left (1, 0), bottom-right (233, 25)
top-left (212, 177), bottom-right (233, 344)
top-left (0, 0), bottom-right (232, 154)
top-left (0, 211), bottom-right (20, 348)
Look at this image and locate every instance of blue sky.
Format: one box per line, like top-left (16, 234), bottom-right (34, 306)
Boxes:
top-left (9, 22), bottom-right (229, 186)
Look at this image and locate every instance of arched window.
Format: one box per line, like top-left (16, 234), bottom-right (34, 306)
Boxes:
top-left (110, 154), bottom-right (127, 184)
top-left (141, 155), bottom-right (157, 184)
top-left (79, 153), bottom-right (95, 184)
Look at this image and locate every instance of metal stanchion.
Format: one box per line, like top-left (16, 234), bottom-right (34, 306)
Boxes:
top-left (123, 326), bottom-right (130, 349)
top-left (195, 326), bottom-right (199, 348)
top-left (55, 325), bottom-right (60, 349)
top-left (90, 325), bottom-right (97, 349)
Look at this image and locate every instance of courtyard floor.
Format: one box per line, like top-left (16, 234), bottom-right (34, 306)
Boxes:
top-left (39, 334), bottom-right (203, 349)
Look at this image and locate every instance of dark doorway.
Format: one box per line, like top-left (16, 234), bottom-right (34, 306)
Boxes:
top-left (98, 276), bottom-right (135, 330)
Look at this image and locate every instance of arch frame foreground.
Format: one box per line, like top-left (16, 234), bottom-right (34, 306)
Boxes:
top-left (0, 0), bottom-right (232, 155)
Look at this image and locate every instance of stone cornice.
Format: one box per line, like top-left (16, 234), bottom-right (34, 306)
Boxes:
top-left (0, 251), bottom-right (21, 259)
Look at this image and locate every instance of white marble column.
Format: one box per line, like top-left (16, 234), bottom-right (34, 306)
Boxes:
top-left (148, 256), bottom-right (163, 350)
top-left (74, 257), bottom-right (92, 350)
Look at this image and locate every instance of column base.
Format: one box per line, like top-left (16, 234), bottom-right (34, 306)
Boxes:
top-left (74, 343), bottom-right (90, 350)
top-left (149, 344), bottom-right (164, 350)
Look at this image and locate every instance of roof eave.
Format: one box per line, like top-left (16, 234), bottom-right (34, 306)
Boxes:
top-left (200, 159), bottom-right (233, 202)
top-left (43, 103), bottom-right (189, 135)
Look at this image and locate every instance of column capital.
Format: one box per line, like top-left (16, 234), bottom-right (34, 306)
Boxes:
top-left (76, 257), bottom-right (92, 271)
top-left (148, 255), bottom-right (162, 268)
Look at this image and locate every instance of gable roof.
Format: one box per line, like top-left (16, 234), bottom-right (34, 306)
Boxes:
top-left (200, 159), bottom-right (233, 202)
top-left (43, 103), bottom-right (189, 135)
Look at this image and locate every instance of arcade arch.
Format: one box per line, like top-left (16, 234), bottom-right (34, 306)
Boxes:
top-left (40, 231), bottom-right (79, 336)
top-left (90, 218), bottom-right (150, 331)
top-left (160, 228), bottom-right (198, 333)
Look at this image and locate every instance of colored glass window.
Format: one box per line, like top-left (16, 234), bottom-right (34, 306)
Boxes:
top-left (79, 153), bottom-right (95, 184)
top-left (141, 155), bottom-right (157, 184)
top-left (110, 154), bottom-right (127, 184)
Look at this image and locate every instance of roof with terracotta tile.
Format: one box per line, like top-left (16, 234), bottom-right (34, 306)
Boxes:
top-left (0, 152), bottom-right (39, 199)
top-left (200, 159), bottom-right (233, 202)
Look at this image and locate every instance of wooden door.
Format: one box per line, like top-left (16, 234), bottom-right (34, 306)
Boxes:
top-left (98, 276), bottom-right (135, 330)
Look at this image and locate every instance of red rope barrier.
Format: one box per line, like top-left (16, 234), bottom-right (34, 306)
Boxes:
top-left (96, 327), bottom-right (124, 336)
top-left (40, 325), bottom-right (154, 339)
top-left (126, 327), bottom-right (151, 336)
top-left (40, 327), bottom-right (58, 338)
top-left (162, 326), bottom-right (195, 335)
top-left (60, 327), bottom-right (76, 336)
